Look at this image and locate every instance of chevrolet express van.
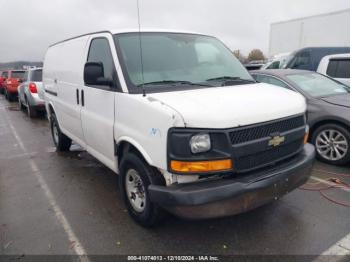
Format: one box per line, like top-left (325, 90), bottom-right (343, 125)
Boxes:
top-left (43, 30), bottom-right (315, 226)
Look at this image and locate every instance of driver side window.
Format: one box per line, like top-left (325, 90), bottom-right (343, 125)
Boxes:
top-left (87, 38), bottom-right (115, 81)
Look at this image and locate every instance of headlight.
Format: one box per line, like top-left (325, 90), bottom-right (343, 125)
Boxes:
top-left (190, 133), bottom-right (211, 154)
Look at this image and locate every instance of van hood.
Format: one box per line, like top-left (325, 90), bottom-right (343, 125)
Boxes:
top-left (149, 83), bottom-right (306, 129)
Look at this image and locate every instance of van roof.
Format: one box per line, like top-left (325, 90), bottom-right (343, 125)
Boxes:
top-left (111, 28), bottom-right (202, 35)
top-left (50, 29), bottom-right (206, 47)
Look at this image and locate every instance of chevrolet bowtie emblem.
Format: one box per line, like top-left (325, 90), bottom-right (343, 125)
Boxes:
top-left (268, 135), bottom-right (285, 147)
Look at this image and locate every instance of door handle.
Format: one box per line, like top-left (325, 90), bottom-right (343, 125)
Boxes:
top-left (81, 90), bottom-right (85, 107)
top-left (76, 89), bottom-right (79, 105)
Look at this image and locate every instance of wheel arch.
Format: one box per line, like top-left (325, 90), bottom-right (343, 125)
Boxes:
top-left (310, 118), bottom-right (350, 141)
top-left (46, 102), bottom-right (64, 128)
top-left (47, 102), bottom-right (56, 119)
top-left (24, 93), bottom-right (28, 104)
top-left (115, 137), bottom-right (153, 167)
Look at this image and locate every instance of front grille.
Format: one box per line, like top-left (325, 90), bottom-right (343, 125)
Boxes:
top-left (229, 115), bottom-right (305, 145)
top-left (235, 139), bottom-right (304, 172)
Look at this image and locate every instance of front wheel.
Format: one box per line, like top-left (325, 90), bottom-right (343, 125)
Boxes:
top-left (119, 153), bottom-right (165, 227)
top-left (50, 113), bottom-right (72, 151)
top-left (312, 124), bottom-right (350, 165)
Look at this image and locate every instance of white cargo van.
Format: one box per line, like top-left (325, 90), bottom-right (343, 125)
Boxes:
top-left (43, 30), bottom-right (315, 226)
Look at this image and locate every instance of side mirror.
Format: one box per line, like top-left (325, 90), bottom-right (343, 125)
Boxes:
top-left (84, 62), bottom-right (113, 87)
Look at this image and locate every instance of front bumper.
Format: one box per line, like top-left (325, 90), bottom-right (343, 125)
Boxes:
top-left (149, 144), bottom-right (315, 220)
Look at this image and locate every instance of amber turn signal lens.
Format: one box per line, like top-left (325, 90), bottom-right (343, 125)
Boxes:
top-left (304, 132), bottom-right (309, 144)
top-left (171, 159), bottom-right (233, 173)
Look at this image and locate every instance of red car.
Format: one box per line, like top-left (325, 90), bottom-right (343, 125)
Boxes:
top-left (3, 70), bottom-right (26, 101)
top-left (0, 71), bottom-right (7, 94)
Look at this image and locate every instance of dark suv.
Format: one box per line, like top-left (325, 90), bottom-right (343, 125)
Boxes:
top-left (285, 47), bottom-right (350, 71)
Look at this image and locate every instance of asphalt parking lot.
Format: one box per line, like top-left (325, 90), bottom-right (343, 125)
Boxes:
top-left (1, 95), bottom-right (350, 259)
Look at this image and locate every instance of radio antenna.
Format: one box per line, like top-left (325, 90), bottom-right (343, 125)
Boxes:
top-left (137, 0), bottom-right (146, 97)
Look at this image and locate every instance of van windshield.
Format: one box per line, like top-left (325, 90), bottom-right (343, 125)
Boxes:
top-left (114, 33), bottom-right (254, 92)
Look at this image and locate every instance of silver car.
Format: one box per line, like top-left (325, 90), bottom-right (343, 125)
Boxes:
top-left (18, 68), bottom-right (46, 118)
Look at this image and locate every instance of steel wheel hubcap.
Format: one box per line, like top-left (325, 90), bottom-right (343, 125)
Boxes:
top-left (125, 169), bottom-right (146, 212)
top-left (316, 129), bottom-right (348, 161)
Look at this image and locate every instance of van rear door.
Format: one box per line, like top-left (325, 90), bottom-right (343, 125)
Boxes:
top-left (80, 33), bottom-right (119, 171)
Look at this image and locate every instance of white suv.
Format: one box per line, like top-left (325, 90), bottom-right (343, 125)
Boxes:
top-left (43, 30), bottom-right (315, 226)
top-left (317, 53), bottom-right (350, 86)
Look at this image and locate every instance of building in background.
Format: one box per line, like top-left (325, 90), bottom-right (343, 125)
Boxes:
top-left (269, 9), bottom-right (350, 57)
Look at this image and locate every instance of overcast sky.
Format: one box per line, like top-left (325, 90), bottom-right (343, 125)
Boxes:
top-left (0, 0), bottom-right (349, 62)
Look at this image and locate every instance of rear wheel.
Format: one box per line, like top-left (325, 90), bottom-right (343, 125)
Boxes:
top-left (27, 105), bottom-right (38, 118)
top-left (312, 123), bottom-right (350, 165)
top-left (18, 98), bottom-right (25, 111)
top-left (26, 100), bottom-right (37, 118)
top-left (7, 93), bottom-right (14, 102)
top-left (5, 90), bottom-right (9, 101)
top-left (119, 153), bottom-right (165, 227)
top-left (50, 113), bottom-right (72, 151)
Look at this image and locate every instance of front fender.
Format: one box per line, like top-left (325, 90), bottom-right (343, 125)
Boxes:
top-left (116, 136), bottom-right (154, 166)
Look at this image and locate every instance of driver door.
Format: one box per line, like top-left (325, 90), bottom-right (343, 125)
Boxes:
top-left (80, 33), bottom-right (119, 171)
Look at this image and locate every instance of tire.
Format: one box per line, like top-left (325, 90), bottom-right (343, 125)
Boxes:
top-left (119, 153), bottom-right (165, 227)
top-left (311, 123), bottom-right (350, 165)
top-left (7, 93), bottom-right (13, 102)
top-left (18, 98), bottom-right (25, 111)
top-left (26, 103), bottom-right (38, 118)
top-left (8, 93), bottom-right (17, 102)
top-left (50, 113), bottom-right (72, 151)
top-left (5, 90), bottom-right (9, 101)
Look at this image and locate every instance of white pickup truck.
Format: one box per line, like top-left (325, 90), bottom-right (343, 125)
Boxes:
top-left (43, 30), bottom-right (315, 226)
top-left (317, 53), bottom-right (350, 86)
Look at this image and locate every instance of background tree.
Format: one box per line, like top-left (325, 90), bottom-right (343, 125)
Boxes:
top-left (247, 49), bottom-right (266, 62)
top-left (233, 50), bottom-right (248, 64)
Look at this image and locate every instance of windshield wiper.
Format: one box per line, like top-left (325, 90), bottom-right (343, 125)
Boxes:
top-left (206, 76), bottom-right (256, 85)
top-left (138, 80), bottom-right (213, 87)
